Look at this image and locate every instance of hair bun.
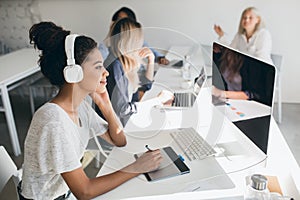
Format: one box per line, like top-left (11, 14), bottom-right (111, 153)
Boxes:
top-left (29, 21), bottom-right (70, 52)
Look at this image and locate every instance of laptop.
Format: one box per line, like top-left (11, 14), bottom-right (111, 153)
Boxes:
top-left (212, 41), bottom-right (276, 154)
top-left (171, 67), bottom-right (206, 108)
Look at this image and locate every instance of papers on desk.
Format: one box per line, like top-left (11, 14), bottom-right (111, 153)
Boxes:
top-left (218, 100), bottom-right (271, 122)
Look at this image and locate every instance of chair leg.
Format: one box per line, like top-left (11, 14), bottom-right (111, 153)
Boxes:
top-left (29, 86), bottom-right (35, 116)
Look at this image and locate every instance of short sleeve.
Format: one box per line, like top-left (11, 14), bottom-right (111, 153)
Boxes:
top-left (34, 122), bottom-right (82, 175)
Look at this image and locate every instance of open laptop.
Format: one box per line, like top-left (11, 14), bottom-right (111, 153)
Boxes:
top-left (171, 67), bottom-right (206, 108)
top-left (212, 41), bottom-right (276, 154)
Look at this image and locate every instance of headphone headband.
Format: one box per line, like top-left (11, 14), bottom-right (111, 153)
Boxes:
top-left (65, 34), bottom-right (79, 66)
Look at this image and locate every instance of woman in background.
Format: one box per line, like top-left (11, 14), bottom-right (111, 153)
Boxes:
top-left (97, 18), bottom-right (173, 126)
top-left (20, 21), bottom-right (162, 200)
top-left (214, 7), bottom-right (272, 64)
top-left (100, 6), bottom-right (169, 65)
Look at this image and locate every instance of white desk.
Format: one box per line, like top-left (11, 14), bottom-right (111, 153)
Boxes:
top-left (92, 67), bottom-right (300, 199)
top-left (0, 48), bottom-right (39, 156)
top-left (91, 50), bottom-right (299, 199)
top-left (216, 99), bottom-right (271, 122)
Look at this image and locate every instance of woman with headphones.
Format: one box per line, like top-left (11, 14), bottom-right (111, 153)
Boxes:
top-left (19, 21), bottom-right (162, 200)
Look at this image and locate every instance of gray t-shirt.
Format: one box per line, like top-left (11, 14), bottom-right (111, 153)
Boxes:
top-left (21, 101), bottom-right (108, 199)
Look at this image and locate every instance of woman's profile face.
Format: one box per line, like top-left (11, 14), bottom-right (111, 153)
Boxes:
top-left (242, 10), bottom-right (260, 32)
top-left (79, 48), bottom-right (108, 93)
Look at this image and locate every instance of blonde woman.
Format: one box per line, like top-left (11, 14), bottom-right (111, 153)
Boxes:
top-left (96, 18), bottom-right (172, 126)
top-left (99, 6), bottom-right (169, 65)
top-left (214, 7), bottom-right (272, 63)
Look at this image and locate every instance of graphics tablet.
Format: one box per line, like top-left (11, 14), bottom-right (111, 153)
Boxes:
top-left (134, 146), bottom-right (190, 182)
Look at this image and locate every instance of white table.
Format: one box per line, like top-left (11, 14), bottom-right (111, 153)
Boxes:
top-left (83, 44), bottom-right (300, 199)
top-left (216, 99), bottom-right (271, 122)
top-left (90, 65), bottom-right (300, 200)
top-left (0, 48), bottom-right (39, 156)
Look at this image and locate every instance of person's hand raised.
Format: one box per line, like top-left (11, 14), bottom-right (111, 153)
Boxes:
top-left (214, 24), bottom-right (225, 38)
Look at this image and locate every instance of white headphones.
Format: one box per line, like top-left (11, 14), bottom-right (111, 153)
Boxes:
top-left (63, 34), bottom-right (84, 83)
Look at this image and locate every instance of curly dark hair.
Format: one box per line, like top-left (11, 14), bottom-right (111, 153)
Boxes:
top-left (29, 21), bottom-right (97, 87)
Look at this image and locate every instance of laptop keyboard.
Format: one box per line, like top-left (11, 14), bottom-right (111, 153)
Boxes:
top-left (170, 128), bottom-right (217, 161)
top-left (173, 93), bottom-right (196, 107)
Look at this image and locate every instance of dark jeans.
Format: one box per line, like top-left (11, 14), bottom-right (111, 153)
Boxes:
top-left (18, 181), bottom-right (71, 200)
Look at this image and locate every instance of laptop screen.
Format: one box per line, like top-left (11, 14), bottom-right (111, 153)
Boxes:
top-left (212, 42), bottom-right (276, 153)
top-left (193, 67), bottom-right (206, 95)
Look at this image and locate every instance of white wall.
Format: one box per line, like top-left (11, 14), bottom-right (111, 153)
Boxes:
top-left (0, 0), bottom-right (40, 54)
top-left (37, 0), bottom-right (300, 103)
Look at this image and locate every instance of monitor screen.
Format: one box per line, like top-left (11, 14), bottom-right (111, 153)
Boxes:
top-left (212, 42), bottom-right (276, 153)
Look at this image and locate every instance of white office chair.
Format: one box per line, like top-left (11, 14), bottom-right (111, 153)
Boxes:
top-left (271, 54), bottom-right (283, 123)
top-left (0, 146), bottom-right (22, 194)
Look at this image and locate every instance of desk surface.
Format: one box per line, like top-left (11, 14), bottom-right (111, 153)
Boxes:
top-left (94, 85), bottom-right (268, 200)
top-left (93, 52), bottom-right (300, 200)
top-left (216, 99), bottom-right (271, 122)
top-left (0, 48), bottom-right (39, 85)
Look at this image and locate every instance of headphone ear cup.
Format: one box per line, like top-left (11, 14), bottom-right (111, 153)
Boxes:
top-left (63, 64), bottom-right (83, 83)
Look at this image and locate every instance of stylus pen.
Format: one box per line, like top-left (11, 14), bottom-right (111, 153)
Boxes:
top-left (145, 145), bottom-right (153, 152)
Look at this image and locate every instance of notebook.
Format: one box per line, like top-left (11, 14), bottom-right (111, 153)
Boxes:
top-left (171, 67), bottom-right (206, 108)
top-left (134, 146), bottom-right (190, 182)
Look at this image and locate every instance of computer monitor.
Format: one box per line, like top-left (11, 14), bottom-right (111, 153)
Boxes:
top-left (212, 42), bottom-right (276, 154)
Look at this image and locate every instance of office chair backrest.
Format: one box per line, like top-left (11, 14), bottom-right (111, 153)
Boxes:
top-left (270, 53), bottom-right (283, 123)
top-left (0, 146), bottom-right (18, 192)
top-left (201, 44), bottom-right (212, 54)
top-left (200, 44), bottom-right (213, 68)
top-left (271, 54), bottom-right (283, 72)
